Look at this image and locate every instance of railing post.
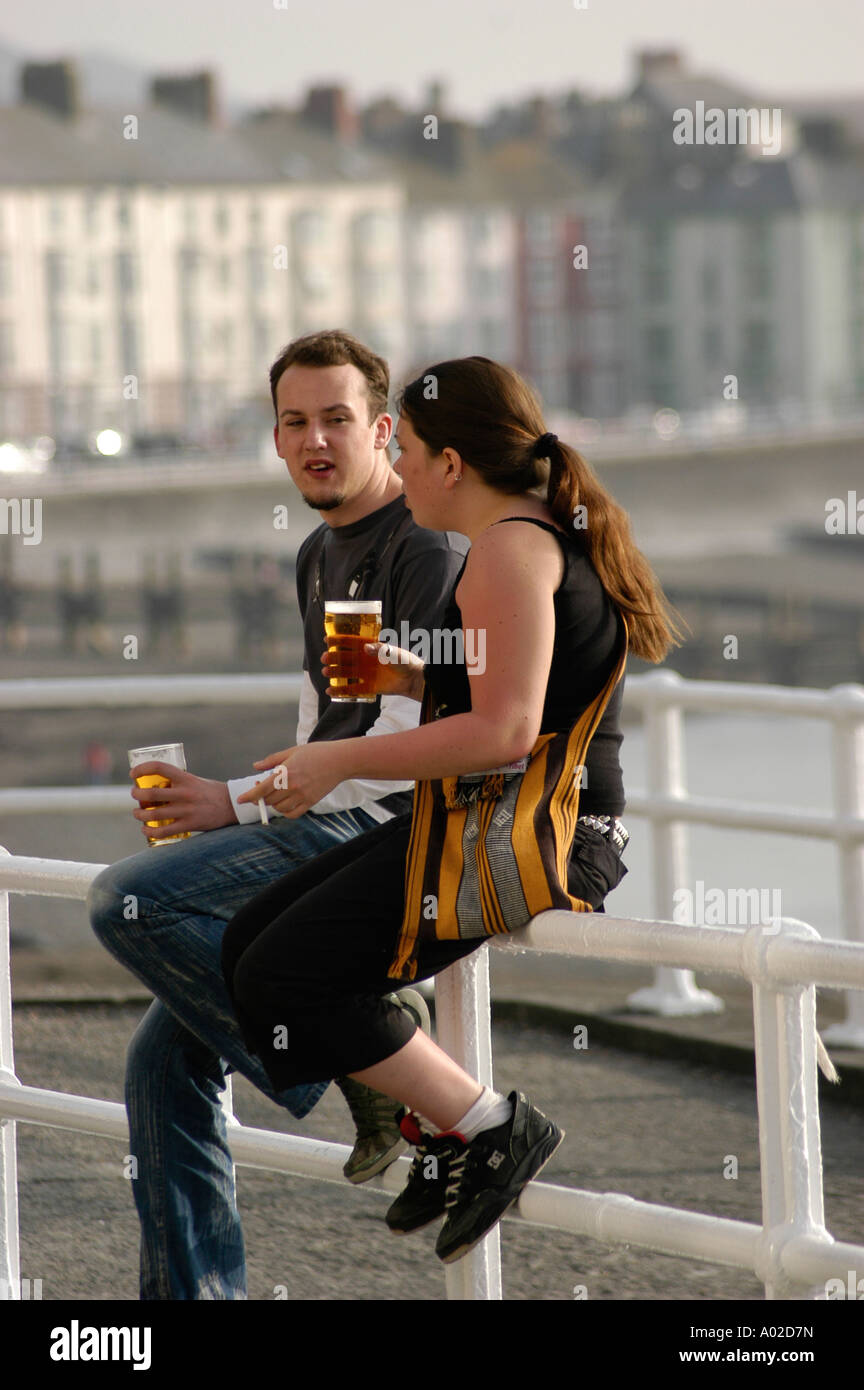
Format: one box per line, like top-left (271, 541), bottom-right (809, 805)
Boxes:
top-left (823, 684), bottom-right (864, 1048)
top-left (434, 946), bottom-right (502, 1301)
top-left (747, 919), bottom-right (831, 1300)
top-left (0, 848), bottom-right (21, 1301)
top-left (627, 672), bottom-right (723, 1016)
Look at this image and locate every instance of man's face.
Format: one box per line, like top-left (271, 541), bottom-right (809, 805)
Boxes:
top-left (273, 363), bottom-right (391, 513)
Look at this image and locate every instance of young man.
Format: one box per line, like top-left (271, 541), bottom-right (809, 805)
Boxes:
top-left (88, 330), bottom-right (468, 1300)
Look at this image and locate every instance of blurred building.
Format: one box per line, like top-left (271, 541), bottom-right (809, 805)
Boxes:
top-left (618, 155), bottom-right (864, 414)
top-left (613, 51), bottom-right (864, 415)
top-left (480, 49), bottom-right (864, 419)
top-left (0, 52), bottom-right (862, 447)
top-left (0, 63), bottom-right (404, 443)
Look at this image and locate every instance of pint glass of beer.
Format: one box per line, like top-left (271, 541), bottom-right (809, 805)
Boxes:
top-left (324, 600), bottom-right (382, 702)
top-left (127, 742), bottom-right (191, 846)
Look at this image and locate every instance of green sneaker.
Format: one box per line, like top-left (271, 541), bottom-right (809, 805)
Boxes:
top-left (334, 988), bottom-right (432, 1185)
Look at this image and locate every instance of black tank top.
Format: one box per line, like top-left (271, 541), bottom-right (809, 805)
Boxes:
top-left (423, 516), bottom-right (626, 817)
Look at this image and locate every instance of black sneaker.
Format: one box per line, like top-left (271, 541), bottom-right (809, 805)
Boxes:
top-left (385, 1111), bottom-right (467, 1235)
top-left (434, 1091), bottom-right (564, 1264)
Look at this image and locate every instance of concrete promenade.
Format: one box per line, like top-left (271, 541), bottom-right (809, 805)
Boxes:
top-left (9, 947), bottom-right (864, 1302)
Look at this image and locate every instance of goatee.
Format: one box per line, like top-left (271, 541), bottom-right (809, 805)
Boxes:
top-left (302, 492), bottom-right (346, 512)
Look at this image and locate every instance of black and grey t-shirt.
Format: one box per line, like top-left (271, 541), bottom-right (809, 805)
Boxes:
top-left (227, 496), bottom-right (468, 823)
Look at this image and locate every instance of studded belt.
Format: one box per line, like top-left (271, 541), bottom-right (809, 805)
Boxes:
top-left (576, 814), bottom-right (630, 854)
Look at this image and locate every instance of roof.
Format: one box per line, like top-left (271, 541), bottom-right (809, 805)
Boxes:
top-left (235, 109), bottom-right (395, 183)
top-left (394, 137), bottom-right (593, 208)
top-left (777, 94), bottom-right (864, 144)
top-left (619, 151), bottom-right (864, 216)
top-left (0, 99), bottom-right (394, 186)
top-left (630, 71), bottom-right (764, 118)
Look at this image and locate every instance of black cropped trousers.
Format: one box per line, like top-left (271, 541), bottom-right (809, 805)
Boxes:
top-left (220, 811), bottom-right (627, 1089)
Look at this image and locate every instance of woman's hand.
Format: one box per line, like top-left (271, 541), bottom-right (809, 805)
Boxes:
top-left (321, 640), bottom-right (425, 701)
top-left (236, 742), bottom-right (351, 819)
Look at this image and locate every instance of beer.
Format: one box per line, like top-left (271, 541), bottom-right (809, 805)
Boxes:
top-left (324, 600), bottom-right (382, 702)
top-left (127, 742), bottom-right (191, 846)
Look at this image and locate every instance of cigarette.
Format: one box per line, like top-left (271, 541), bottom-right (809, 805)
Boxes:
top-left (258, 798), bottom-right (270, 825)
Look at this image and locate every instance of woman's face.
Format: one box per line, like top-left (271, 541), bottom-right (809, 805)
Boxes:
top-left (391, 414), bottom-right (449, 529)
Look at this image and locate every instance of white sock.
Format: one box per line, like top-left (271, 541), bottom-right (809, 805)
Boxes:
top-left (451, 1087), bottom-right (513, 1141)
top-left (414, 1111), bottom-right (441, 1136)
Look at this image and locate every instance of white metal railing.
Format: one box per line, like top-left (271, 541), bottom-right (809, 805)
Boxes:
top-left (2, 669), bottom-right (863, 1042)
top-left (2, 852), bottom-right (864, 1301)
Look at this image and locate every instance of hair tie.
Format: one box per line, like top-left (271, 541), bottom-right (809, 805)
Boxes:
top-left (533, 432), bottom-right (558, 458)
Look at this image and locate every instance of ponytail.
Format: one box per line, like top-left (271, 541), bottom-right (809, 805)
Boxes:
top-left (542, 436), bottom-right (688, 663)
top-left (399, 355), bottom-right (689, 665)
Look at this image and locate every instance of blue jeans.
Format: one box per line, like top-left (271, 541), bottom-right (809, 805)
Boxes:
top-left (87, 805), bottom-right (380, 1300)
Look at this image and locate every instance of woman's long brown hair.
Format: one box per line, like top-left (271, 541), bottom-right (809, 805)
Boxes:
top-left (398, 356), bottom-right (688, 663)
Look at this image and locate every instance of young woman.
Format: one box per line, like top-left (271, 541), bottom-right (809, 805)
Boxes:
top-left (220, 357), bottom-right (684, 1265)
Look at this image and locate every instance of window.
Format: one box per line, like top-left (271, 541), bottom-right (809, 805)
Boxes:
top-left (246, 248), bottom-right (267, 293)
top-left (526, 212), bottom-right (557, 251)
top-left (119, 317), bottom-right (138, 370)
top-left (743, 320), bottom-right (773, 364)
top-left (702, 261), bottom-right (720, 302)
top-left (644, 324), bottom-right (673, 360)
top-left (359, 266), bottom-right (390, 301)
top-left (83, 196), bottom-right (99, 236)
top-left (353, 212), bottom-right (393, 249)
top-left (214, 202), bottom-right (230, 236)
top-left (528, 313), bottom-right (559, 357)
top-left (116, 252), bottom-right (137, 295)
top-left (181, 314), bottom-right (203, 355)
top-left (741, 220), bottom-right (774, 299)
top-left (647, 377), bottom-right (676, 407)
top-left (643, 267), bottom-right (671, 303)
top-left (117, 197), bottom-right (132, 230)
top-left (589, 254), bottom-right (615, 300)
top-left (217, 256), bottom-right (232, 290)
top-left (45, 251), bottom-right (70, 297)
top-left (642, 223), bottom-right (673, 302)
top-left (298, 266), bottom-right (332, 297)
top-left (179, 249), bottom-right (202, 282)
top-left (56, 320), bottom-right (84, 367)
top-left (476, 317), bottom-right (500, 355)
top-left (214, 320), bottom-right (233, 353)
top-left (252, 318), bottom-right (271, 358)
top-left (0, 321), bottom-right (14, 369)
top-left (409, 263), bottom-right (433, 296)
top-left (294, 211), bottom-right (330, 247)
top-left (590, 310), bottom-right (615, 359)
top-left (0, 253), bottom-right (10, 298)
top-left (527, 259), bottom-right (559, 300)
top-left (649, 221), bottom-right (673, 256)
top-left (741, 320), bottom-right (775, 399)
top-left (470, 211), bottom-right (495, 243)
top-left (535, 370), bottom-right (566, 409)
top-left (703, 326), bottom-right (722, 363)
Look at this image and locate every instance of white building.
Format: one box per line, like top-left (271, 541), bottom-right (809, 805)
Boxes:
top-left (0, 70), bottom-right (406, 445)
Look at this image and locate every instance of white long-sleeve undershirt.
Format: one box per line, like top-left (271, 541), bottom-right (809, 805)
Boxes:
top-left (225, 670), bottom-right (419, 824)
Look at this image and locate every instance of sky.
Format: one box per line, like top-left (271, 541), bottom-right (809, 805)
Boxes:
top-left (1, 0), bottom-right (863, 118)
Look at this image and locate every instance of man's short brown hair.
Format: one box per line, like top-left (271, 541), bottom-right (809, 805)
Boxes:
top-left (269, 330), bottom-right (390, 423)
